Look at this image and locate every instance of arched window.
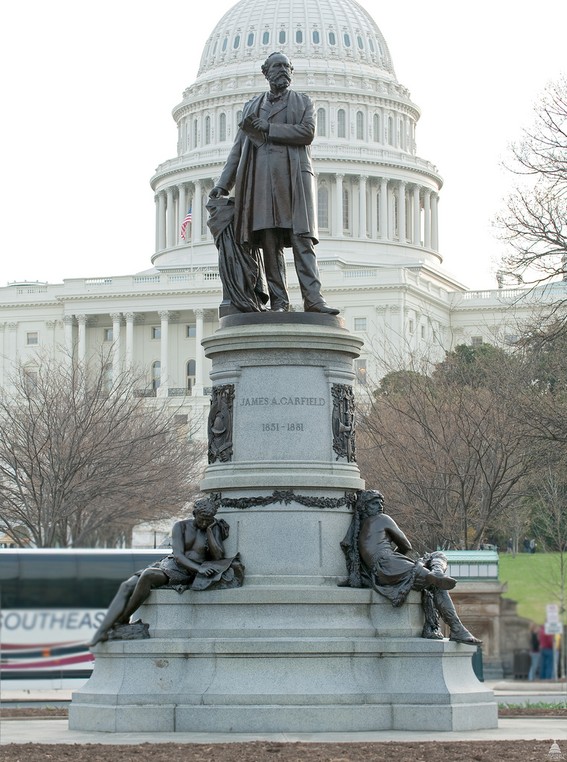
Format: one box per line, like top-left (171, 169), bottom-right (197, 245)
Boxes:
top-left (262, 31), bottom-right (270, 45)
top-left (387, 115), bottom-right (394, 146)
top-left (337, 109), bottom-right (346, 138)
top-left (222, 36), bottom-right (228, 52)
top-left (328, 31), bottom-right (336, 45)
top-left (343, 33), bottom-right (351, 47)
top-left (151, 361), bottom-right (161, 392)
top-left (205, 115), bottom-right (211, 145)
top-left (373, 113), bottom-right (381, 142)
top-left (368, 38), bottom-right (375, 53)
top-left (219, 113), bottom-right (227, 142)
top-left (247, 32), bottom-right (254, 47)
top-left (193, 119), bottom-right (198, 148)
top-left (317, 185), bottom-right (329, 230)
top-left (357, 35), bottom-right (364, 50)
top-left (186, 360), bottom-right (196, 392)
top-left (233, 35), bottom-right (241, 49)
top-left (356, 111), bottom-right (364, 140)
top-left (343, 186), bottom-right (350, 231)
top-left (236, 110), bottom-right (243, 128)
top-left (279, 29), bottom-right (286, 44)
top-left (316, 108), bottom-right (326, 137)
top-left (295, 29), bottom-right (303, 44)
top-left (312, 30), bottom-right (320, 44)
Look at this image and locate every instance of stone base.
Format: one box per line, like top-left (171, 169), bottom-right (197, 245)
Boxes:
top-left (69, 587), bottom-right (497, 733)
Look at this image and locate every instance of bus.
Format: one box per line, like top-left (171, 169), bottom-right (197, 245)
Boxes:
top-left (0, 548), bottom-right (167, 682)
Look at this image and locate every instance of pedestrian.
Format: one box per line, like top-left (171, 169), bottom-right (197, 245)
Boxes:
top-left (539, 625), bottom-right (554, 679)
top-left (528, 623), bottom-right (540, 680)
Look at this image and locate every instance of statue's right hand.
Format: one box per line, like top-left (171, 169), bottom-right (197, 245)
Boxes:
top-left (209, 186), bottom-right (228, 199)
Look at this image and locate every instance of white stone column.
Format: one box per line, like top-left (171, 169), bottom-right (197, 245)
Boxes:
top-left (76, 314), bottom-right (87, 366)
top-left (158, 310), bottom-right (170, 397)
top-left (379, 177), bottom-right (388, 239)
top-left (154, 194), bottom-right (160, 253)
top-left (369, 180), bottom-right (378, 239)
top-left (63, 315), bottom-right (74, 365)
top-left (358, 175), bottom-right (367, 238)
top-left (178, 184), bottom-right (187, 244)
top-left (192, 180), bottom-right (202, 244)
top-left (423, 190), bottom-right (431, 249)
top-left (166, 187), bottom-right (175, 249)
top-left (431, 192), bottom-right (439, 251)
top-left (412, 185), bottom-right (421, 245)
top-left (110, 312), bottom-right (122, 382)
top-left (158, 192), bottom-right (166, 251)
top-left (0, 323), bottom-right (5, 388)
top-left (125, 312), bottom-right (135, 369)
top-left (334, 174), bottom-right (344, 237)
top-left (7, 322), bottom-right (17, 368)
top-left (398, 181), bottom-right (406, 242)
top-left (193, 308), bottom-right (205, 396)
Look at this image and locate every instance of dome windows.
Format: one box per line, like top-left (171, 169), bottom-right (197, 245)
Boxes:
top-left (278, 29), bottom-right (286, 44)
top-left (356, 111), bottom-right (364, 140)
top-left (233, 34), bottom-right (241, 49)
top-left (246, 32), bottom-right (254, 47)
top-left (295, 29), bottom-right (303, 44)
top-left (262, 30), bottom-right (270, 45)
top-left (219, 113), bottom-right (227, 142)
top-left (312, 30), bottom-right (320, 44)
top-left (368, 38), bottom-right (375, 53)
top-left (221, 36), bottom-right (228, 52)
top-left (357, 35), bottom-right (364, 50)
top-left (337, 109), bottom-right (346, 138)
top-left (316, 108), bottom-right (327, 137)
top-left (328, 31), bottom-right (336, 46)
top-left (343, 33), bottom-right (351, 48)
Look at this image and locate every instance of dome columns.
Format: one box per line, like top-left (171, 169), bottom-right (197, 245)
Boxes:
top-left (316, 172), bottom-right (439, 252)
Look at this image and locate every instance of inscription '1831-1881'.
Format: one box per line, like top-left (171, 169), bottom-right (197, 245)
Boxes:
top-left (240, 396), bottom-right (325, 407)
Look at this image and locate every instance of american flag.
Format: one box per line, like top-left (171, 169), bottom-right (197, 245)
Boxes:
top-left (180, 208), bottom-right (192, 241)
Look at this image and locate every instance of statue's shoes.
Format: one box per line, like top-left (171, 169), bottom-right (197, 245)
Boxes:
top-left (306, 303), bottom-right (340, 315)
top-left (422, 625), bottom-right (444, 640)
top-left (449, 630), bottom-right (482, 645)
top-left (426, 572), bottom-right (457, 590)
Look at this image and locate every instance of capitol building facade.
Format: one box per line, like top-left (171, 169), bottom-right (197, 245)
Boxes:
top-left (0, 0), bottom-right (554, 430)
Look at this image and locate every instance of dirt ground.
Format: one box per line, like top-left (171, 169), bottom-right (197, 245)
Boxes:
top-left (0, 740), bottom-right (561, 762)
top-left (1, 710), bottom-right (566, 761)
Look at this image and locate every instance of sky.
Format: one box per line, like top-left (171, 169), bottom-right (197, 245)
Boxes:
top-left (1, 0), bottom-right (565, 291)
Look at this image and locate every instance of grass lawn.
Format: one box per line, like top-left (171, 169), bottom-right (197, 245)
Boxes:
top-left (499, 552), bottom-right (566, 624)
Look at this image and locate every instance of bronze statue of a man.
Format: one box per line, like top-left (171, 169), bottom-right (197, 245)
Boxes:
top-left (340, 490), bottom-right (481, 645)
top-left (209, 52), bottom-right (338, 315)
top-left (88, 498), bottom-right (244, 646)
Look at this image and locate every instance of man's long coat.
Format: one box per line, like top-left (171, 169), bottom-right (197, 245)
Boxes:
top-left (216, 90), bottom-right (319, 248)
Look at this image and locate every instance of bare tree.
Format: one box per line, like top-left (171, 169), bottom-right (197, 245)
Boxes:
top-left (0, 352), bottom-right (205, 547)
top-left (357, 346), bottom-right (538, 551)
top-left (496, 74), bottom-right (567, 286)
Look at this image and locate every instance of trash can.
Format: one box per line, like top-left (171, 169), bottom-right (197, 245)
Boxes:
top-left (513, 649), bottom-right (530, 679)
top-left (472, 645), bottom-right (484, 681)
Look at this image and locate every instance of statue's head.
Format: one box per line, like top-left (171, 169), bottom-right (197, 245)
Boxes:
top-left (192, 497), bottom-right (218, 528)
top-left (261, 52), bottom-right (293, 90)
top-left (356, 490), bottom-right (385, 518)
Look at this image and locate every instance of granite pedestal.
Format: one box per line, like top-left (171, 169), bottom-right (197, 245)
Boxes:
top-left (69, 314), bottom-right (497, 732)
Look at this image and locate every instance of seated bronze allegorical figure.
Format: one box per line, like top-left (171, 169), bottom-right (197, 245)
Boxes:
top-left (89, 498), bottom-right (244, 647)
top-left (339, 490), bottom-right (481, 645)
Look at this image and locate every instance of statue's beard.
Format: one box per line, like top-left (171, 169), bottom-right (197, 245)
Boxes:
top-left (270, 73), bottom-right (292, 91)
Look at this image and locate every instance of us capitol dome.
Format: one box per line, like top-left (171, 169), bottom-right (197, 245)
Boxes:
top-left (0, 0), bottom-right (533, 409)
top-left (150, 0), bottom-right (444, 280)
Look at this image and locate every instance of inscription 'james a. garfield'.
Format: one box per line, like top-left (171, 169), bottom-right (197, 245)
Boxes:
top-left (240, 396), bottom-right (326, 407)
